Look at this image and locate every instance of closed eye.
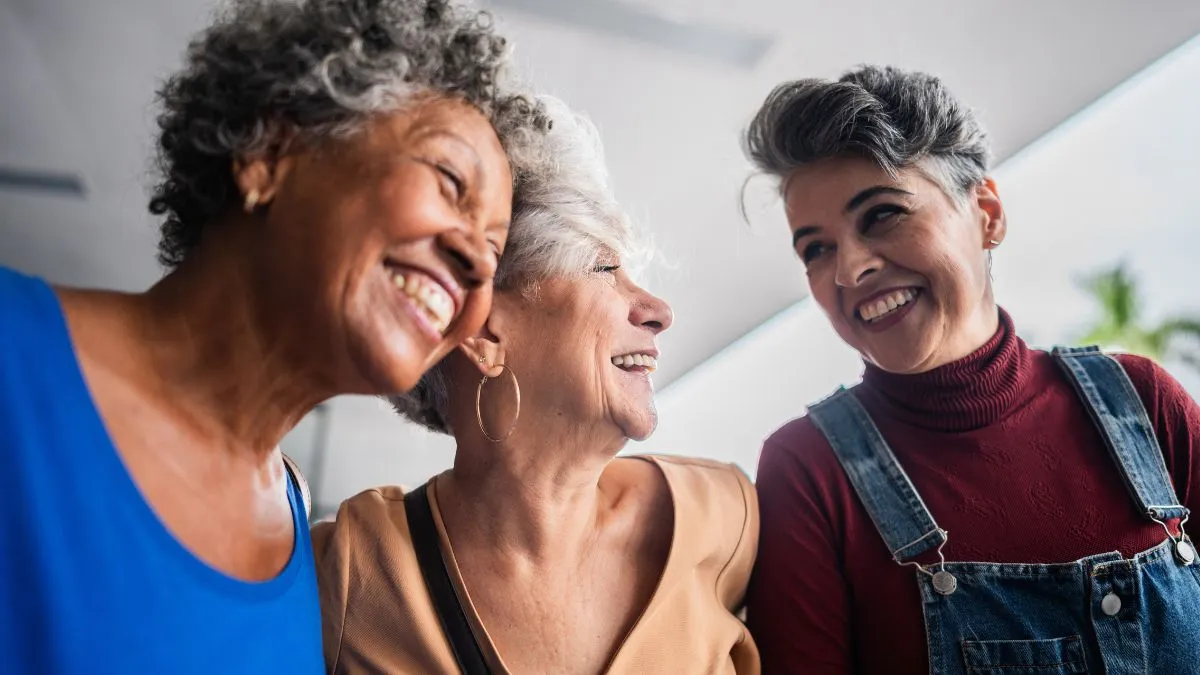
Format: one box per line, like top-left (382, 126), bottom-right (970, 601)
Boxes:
top-left (594, 264), bottom-right (621, 274)
top-left (436, 165), bottom-right (466, 202)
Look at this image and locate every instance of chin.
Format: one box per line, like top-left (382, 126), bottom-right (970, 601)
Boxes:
top-left (620, 410), bottom-right (659, 443)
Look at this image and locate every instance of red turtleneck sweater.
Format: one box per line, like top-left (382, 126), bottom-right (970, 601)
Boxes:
top-left (746, 310), bottom-right (1200, 675)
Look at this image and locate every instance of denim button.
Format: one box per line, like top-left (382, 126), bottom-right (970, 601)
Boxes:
top-left (932, 570), bottom-right (957, 596)
top-left (1101, 593), bottom-right (1122, 616)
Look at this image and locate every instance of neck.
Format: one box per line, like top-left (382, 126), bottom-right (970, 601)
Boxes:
top-left (130, 238), bottom-right (331, 458)
top-left (439, 418), bottom-right (626, 562)
top-left (860, 306), bottom-right (1032, 431)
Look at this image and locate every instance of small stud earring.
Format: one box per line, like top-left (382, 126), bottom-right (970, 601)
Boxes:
top-left (243, 189), bottom-right (260, 213)
top-left (478, 355), bottom-right (487, 365)
top-left (987, 239), bottom-right (1001, 248)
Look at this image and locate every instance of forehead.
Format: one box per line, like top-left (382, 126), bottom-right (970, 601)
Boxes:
top-left (784, 156), bottom-right (893, 209)
top-left (782, 155), bottom-right (936, 221)
top-left (367, 97), bottom-right (509, 173)
top-left (405, 97), bottom-right (499, 146)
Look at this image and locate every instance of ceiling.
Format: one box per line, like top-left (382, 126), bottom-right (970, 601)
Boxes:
top-left (3, 0), bottom-right (1200, 390)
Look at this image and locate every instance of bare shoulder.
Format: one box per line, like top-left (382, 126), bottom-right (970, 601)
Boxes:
top-left (55, 287), bottom-right (137, 336)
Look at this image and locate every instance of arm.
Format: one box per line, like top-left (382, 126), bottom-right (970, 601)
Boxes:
top-left (1115, 354), bottom-right (1200, 520)
top-left (716, 464), bottom-right (760, 614)
top-left (311, 512), bottom-right (352, 673)
top-left (746, 434), bottom-right (853, 675)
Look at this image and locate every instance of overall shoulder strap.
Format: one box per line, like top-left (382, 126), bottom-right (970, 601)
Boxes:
top-left (405, 484), bottom-right (491, 675)
top-left (1052, 346), bottom-right (1187, 521)
top-left (808, 388), bottom-right (947, 562)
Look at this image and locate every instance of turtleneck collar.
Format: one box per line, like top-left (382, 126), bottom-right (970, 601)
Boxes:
top-left (858, 308), bottom-right (1034, 432)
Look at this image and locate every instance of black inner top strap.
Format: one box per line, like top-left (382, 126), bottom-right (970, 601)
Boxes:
top-left (405, 484), bottom-right (492, 675)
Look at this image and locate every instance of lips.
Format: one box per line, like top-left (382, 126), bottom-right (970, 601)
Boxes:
top-left (383, 263), bottom-right (460, 335)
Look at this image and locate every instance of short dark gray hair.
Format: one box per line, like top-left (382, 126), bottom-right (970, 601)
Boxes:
top-left (743, 65), bottom-right (991, 201)
top-left (149, 0), bottom-right (547, 269)
top-left (391, 95), bottom-right (650, 434)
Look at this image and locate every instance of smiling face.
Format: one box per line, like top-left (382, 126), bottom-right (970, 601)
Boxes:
top-left (784, 154), bottom-right (1006, 373)
top-left (242, 96), bottom-right (514, 395)
top-left (490, 255), bottom-right (673, 442)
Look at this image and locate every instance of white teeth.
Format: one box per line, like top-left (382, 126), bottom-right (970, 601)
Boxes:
top-left (859, 289), bottom-right (917, 322)
top-left (610, 353), bottom-right (658, 372)
top-left (388, 268), bottom-right (454, 333)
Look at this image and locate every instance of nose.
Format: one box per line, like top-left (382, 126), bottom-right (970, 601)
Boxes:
top-left (834, 238), bottom-right (883, 288)
top-left (631, 286), bottom-right (673, 335)
top-left (436, 227), bottom-right (498, 290)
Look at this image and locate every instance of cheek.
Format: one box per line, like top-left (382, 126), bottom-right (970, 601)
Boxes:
top-left (370, 170), bottom-right (451, 240)
top-left (924, 249), bottom-right (984, 309)
top-left (807, 269), bottom-right (844, 323)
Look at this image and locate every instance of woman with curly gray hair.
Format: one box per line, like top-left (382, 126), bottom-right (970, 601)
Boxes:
top-left (743, 65), bottom-right (1200, 674)
top-left (0, 0), bottom-right (544, 672)
top-left (312, 96), bottom-right (761, 674)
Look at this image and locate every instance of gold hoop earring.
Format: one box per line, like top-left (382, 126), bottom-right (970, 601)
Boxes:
top-left (476, 364), bottom-right (520, 443)
top-left (243, 189), bottom-right (260, 213)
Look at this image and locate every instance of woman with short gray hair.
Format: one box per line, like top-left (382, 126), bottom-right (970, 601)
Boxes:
top-left (0, 0), bottom-right (545, 672)
top-left (313, 96), bottom-right (760, 674)
top-left (743, 65), bottom-right (1200, 674)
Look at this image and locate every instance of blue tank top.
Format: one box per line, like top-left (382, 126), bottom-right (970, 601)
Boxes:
top-left (0, 266), bottom-right (325, 674)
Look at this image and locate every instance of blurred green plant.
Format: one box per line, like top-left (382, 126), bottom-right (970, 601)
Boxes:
top-left (1077, 262), bottom-right (1200, 372)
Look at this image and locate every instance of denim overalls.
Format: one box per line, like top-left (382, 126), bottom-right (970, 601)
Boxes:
top-left (808, 347), bottom-right (1200, 674)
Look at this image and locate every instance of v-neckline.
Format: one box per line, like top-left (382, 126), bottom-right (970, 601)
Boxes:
top-left (426, 455), bottom-right (680, 674)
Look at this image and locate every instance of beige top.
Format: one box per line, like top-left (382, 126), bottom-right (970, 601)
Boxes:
top-left (312, 454), bottom-right (760, 674)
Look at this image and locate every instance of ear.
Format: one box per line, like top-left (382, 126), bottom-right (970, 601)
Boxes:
top-left (231, 131), bottom-right (298, 213)
top-left (976, 177), bottom-right (1007, 249)
top-left (458, 335), bottom-right (505, 377)
top-left (458, 287), bottom-right (521, 376)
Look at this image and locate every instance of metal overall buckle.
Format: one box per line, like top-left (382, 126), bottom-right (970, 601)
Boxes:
top-left (902, 529), bottom-right (957, 596)
top-left (1151, 510), bottom-right (1196, 566)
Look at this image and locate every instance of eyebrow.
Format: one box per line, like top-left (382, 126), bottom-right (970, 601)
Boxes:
top-left (792, 225), bottom-right (819, 247)
top-left (790, 185), bottom-right (914, 246)
top-left (845, 185), bottom-right (912, 212)
top-left (415, 129), bottom-right (485, 185)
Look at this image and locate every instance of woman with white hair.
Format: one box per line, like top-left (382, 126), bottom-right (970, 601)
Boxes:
top-left (742, 65), bottom-right (1200, 674)
top-left (312, 97), bottom-right (760, 674)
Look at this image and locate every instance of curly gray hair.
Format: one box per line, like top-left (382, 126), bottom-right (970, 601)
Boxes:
top-left (743, 65), bottom-right (991, 202)
top-left (149, 0), bottom-right (547, 269)
top-left (391, 95), bottom-right (650, 434)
